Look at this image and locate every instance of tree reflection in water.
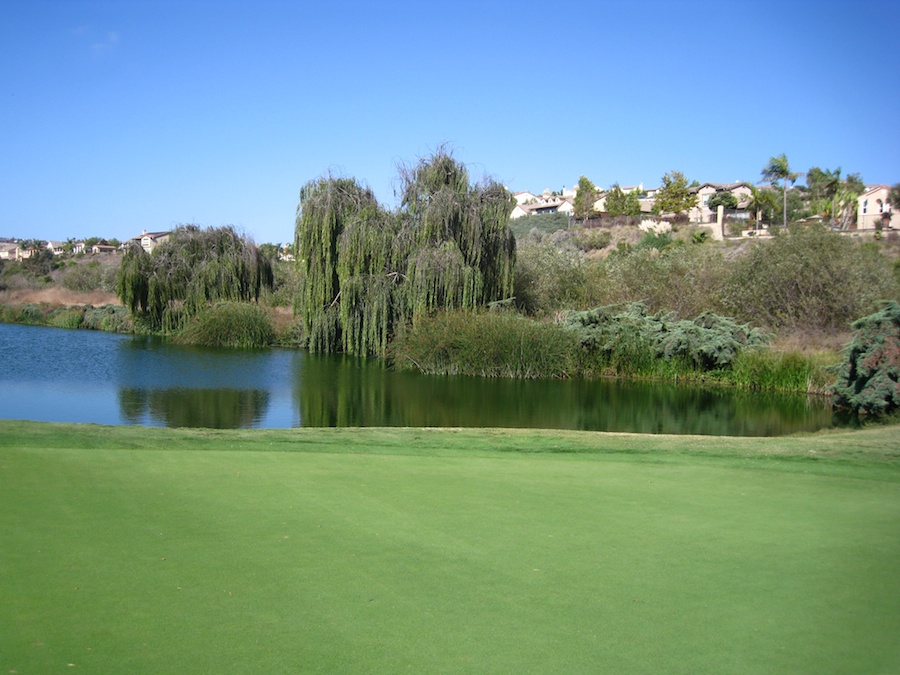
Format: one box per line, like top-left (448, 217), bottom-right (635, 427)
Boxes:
top-left (293, 352), bottom-right (835, 436)
top-left (119, 388), bottom-right (270, 428)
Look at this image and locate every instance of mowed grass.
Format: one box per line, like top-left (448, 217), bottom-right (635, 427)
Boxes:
top-left (1, 421), bottom-right (898, 673)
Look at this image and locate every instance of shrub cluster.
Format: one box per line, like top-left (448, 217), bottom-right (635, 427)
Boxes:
top-left (720, 224), bottom-right (898, 331)
top-left (515, 222), bottom-right (899, 336)
top-left (0, 303), bottom-right (132, 333)
top-left (563, 303), bottom-right (770, 377)
top-left (392, 304), bottom-right (784, 386)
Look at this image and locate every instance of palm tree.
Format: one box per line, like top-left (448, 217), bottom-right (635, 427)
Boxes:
top-left (747, 185), bottom-right (777, 229)
top-left (761, 154), bottom-right (799, 229)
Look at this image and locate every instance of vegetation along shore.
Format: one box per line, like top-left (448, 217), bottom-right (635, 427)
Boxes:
top-left (1, 150), bottom-right (899, 416)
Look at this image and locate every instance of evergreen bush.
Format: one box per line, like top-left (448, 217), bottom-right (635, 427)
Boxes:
top-left (563, 303), bottom-right (770, 375)
top-left (831, 301), bottom-right (900, 416)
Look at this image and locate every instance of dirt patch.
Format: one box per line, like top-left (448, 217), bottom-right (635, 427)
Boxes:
top-left (0, 287), bottom-right (121, 307)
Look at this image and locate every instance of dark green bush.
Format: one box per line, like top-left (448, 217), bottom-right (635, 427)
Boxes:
top-left (831, 301), bottom-right (900, 416)
top-left (563, 303), bottom-right (769, 376)
top-left (176, 302), bottom-right (275, 348)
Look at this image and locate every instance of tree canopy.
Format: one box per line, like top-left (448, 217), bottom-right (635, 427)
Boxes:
top-left (605, 184), bottom-right (627, 216)
top-left (294, 149), bottom-right (516, 357)
top-left (652, 171), bottom-right (698, 216)
top-left (707, 191), bottom-right (738, 211)
top-left (573, 176), bottom-right (599, 221)
top-left (116, 224), bottom-right (273, 333)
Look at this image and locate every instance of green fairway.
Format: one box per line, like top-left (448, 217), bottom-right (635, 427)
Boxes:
top-left (1, 421), bottom-right (898, 673)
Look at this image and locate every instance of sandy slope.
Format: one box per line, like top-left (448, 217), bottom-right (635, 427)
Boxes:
top-left (0, 287), bottom-right (121, 306)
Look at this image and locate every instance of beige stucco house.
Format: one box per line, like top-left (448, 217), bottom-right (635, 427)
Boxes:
top-left (689, 182), bottom-right (752, 223)
top-left (133, 230), bottom-right (171, 253)
top-left (857, 185), bottom-right (897, 230)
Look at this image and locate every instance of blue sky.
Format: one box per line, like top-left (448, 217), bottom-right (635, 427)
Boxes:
top-left (3, 0), bottom-right (898, 245)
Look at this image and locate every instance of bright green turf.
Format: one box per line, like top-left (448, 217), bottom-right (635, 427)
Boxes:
top-left (1, 421), bottom-right (898, 673)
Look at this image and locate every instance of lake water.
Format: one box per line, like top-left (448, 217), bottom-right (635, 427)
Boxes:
top-left (0, 322), bottom-right (838, 435)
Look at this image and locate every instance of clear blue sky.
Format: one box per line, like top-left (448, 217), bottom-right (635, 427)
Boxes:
top-left (3, 0), bottom-right (898, 245)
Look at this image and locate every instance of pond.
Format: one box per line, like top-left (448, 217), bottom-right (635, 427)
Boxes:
top-left (0, 322), bottom-right (839, 436)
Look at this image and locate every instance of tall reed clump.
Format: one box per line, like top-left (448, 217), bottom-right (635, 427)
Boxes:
top-left (46, 308), bottom-right (84, 329)
top-left (175, 301), bottom-right (275, 348)
top-left (390, 310), bottom-right (577, 378)
top-left (729, 350), bottom-right (834, 393)
top-left (0, 303), bottom-right (47, 325)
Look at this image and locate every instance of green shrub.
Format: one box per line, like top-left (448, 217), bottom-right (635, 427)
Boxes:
top-left (82, 305), bottom-right (132, 333)
top-left (391, 310), bottom-right (577, 379)
top-left (588, 245), bottom-right (730, 318)
top-left (636, 231), bottom-right (674, 251)
top-left (831, 301), bottom-right (900, 416)
top-left (721, 224), bottom-right (899, 330)
top-left (563, 303), bottom-right (770, 377)
top-left (47, 308), bottom-right (84, 329)
top-left (514, 240), bottom-right (586, 316)
top-left (176, 302), bottom-right (275, 348)
top-left (62, 263), bottom-right (102, 292)
top-left (573, 228), bottom-right (612, 252)
top-left (508, 212), bottom-right (569, 239)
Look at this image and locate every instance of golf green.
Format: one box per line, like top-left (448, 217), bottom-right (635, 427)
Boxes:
top-left (1, 422), bottom-right (898, 673)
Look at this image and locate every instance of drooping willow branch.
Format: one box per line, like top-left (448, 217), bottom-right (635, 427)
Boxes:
top-left (295, 149), bottom-right (516, 357)
top-left (116, 224), bottom-right (274, 333)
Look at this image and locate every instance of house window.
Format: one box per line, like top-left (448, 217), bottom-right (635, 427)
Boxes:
top-left (862, 199), bottom-right (867, 215)
top-left (877, 199), bottom-right (884, 213)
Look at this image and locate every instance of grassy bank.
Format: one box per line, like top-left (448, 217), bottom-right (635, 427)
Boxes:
top-left (1, 421), bottom-right (898, 673)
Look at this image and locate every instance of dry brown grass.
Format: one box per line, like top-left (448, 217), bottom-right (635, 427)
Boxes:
top-left (0, 287), bottom-right (120, 306)
top-left (770, 328), bottom-right (851, 354)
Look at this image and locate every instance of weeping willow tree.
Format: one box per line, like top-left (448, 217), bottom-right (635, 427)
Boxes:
top-left (116, 225), bottom-right (274, 333)
top-left (295, 149), bottom-right (516, 357)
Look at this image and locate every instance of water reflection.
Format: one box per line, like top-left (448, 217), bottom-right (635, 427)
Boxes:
top-left (0, 323), bottom-right (837, 435)
top-left (119, 388), bottom-right (271, 429)
top-left (293, 352), bottom-right (835, 436)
